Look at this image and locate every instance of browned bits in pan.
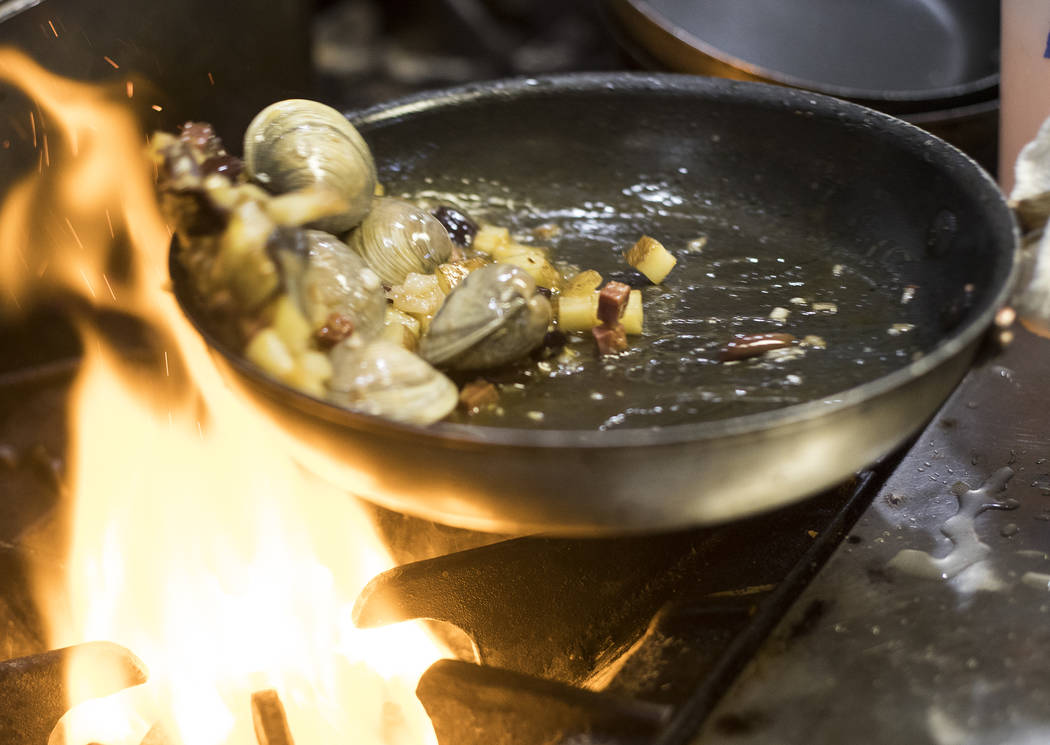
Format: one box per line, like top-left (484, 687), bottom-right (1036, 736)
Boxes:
top-left (459, 378), bottom-right (500, 414)
top-left (597, 281), bottom-right (631, 326)
top-left (314, 313), bottom-right (356, 348)
top-left (718, 332), bottom-right (796, 362)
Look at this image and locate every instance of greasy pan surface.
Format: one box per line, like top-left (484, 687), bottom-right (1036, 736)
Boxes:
top-left (171, 73), bottom-right (1017, 533)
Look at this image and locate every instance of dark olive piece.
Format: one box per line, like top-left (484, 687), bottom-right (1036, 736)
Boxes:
top-left (718, 332), bottom-right (796, 362)
top-left (432, 205), bottom-right (479, 247)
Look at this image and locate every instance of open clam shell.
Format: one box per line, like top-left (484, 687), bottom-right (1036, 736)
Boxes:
top-left (328, 339), bottom-right (459, 425)
top-left (419, 262), bottom-right (552, 371)
top-left (272, 228), bottom-right (387, 339)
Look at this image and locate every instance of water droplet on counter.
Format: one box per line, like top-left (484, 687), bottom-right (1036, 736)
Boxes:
top-left (888, 467), bottom-right (1017, 580)
top-left (1031, 474), bottom-right (1050, 495)
top-left (1001, 523), bottom-right (1020, 537)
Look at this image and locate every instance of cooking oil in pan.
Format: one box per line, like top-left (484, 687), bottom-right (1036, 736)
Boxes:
top-left (409, 178), bottom-right (937, 430)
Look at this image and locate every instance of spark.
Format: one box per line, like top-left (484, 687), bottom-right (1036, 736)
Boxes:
top-left (36, 261), bottom-right (48, 278)
top-left (207, 72), bottom-right (215, 85)
top-left (164, 351), bottom-right (170, 376)
top-left (47, 20), bottom-right (57, 37)
top-left (42, 133), bottom-right (49, 167)
top-left (126, 81), bottom-right (134, 99)
top-left (197, 420), bottom-right (204, 439)
top-left (29, 110), bottom-right (35, 147)
top-left (102, 273), bottom-right (117, 301)
top-left (151, 104), bottom-right (162, 112)
top-left (105, 209), bottom-right (114, 238)
top-left (65, 217), bottom-right (85, 251)
top-left (78, 267), bottom-right (97, 298)
top-left (103, 56), bottom-right (119, 69)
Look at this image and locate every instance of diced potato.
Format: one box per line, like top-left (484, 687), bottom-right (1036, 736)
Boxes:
top-left (298, 349), bottom-right (333, 380)
top-left (560, 288), bottom-right (641, 334)
top-left (381, 322), bottom-right (419, 351)
top-left (386, 306), bottom-right (421, 336)
top-left (489, 241), bottom-right (535, 261)
top-left (562, 269), bottom-right (603, 296)
top-left (625, 235), bottom-right (677, 284)
top-left (220, 201), bottom-right (274, 262)
top-left (245, 328), bottom-right (295, 379)
top-left (622, 290), bottom-right (643, 335)
top-left (473, 225), bottom-right (510, 255)
top-left (558, 292), bottom-right (599, 331)
top-left (381, 307), bottom-right (422, 350)
top-left (501, 249), bottom-right (561, 288)
top-left (271, 295), bottom-right (312, 353)
top-left (389, 272), bottom-right (445, 316)
top-left (287, 350), bottom-right (334, 397)
top-left (218, 200), bottom-right (280, 308)
top-left (435, 261), bottom-right (479, 294)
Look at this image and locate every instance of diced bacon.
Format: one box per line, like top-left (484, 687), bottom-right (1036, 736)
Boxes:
top-left (597, 281), bottom-right (631, 326)
top-left (592, 323), bottom-right (628, 355)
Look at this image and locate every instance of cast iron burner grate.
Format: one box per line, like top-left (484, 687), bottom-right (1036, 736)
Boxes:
top-left (0, 357), bottom-right (889, 745)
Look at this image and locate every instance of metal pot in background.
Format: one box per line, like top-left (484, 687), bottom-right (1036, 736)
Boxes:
top-left (605, 0), bottom-right (1000, 171)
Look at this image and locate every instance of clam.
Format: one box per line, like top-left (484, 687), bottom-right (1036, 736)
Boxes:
top-left (271, 228), bottom-right (386, 340)
top-left (243, 99), bottom-right (376, 233)
top-left (327, 339), bottom-right (459, 425)
top-left (348, 197), bottom-right (453, 285)
top-left (419, 263), bottom-right (552, 370)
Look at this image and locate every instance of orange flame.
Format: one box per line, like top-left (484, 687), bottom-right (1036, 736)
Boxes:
top-left (0, 50), bottom-right (444, 745)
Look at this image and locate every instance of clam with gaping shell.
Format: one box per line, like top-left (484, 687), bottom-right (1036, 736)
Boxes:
top-left (328, 339), bottom-right (459, 425)
top-left (419, 262), bottom-right (552, 371)
top-left (270, 228), bottom-right (387, 339)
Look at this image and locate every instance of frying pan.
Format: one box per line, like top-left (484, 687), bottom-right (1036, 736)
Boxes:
top-left (170, 73), bottom-right (1018, 534)
top-left (607, 0), bottom-right (999, 115)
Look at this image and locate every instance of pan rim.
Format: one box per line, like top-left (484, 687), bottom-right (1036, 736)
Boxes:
top-left (174, 71), bottom-right (1019, 451)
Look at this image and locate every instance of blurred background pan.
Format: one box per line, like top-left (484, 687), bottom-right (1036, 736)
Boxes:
top-left (606, 0), bottom-right (1000, 170)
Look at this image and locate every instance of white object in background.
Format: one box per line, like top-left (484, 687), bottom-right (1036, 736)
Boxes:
top-left (1000, 1), bottom-right (1050, 194)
